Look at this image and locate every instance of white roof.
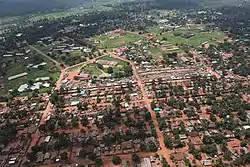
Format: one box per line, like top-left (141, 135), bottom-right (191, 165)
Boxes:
top-left (243, 125), bottom-right (250, 130)
top-left (140, 158), bottom-right (152, 167)
top-left (32, 62), bottom-right (47, 68)
top-left (8, 72), bottom-right (28, 81)
top-left (71, 101), bottom-right (80, 106)
top-left (35, 77), bottom-right (50, 82)
top-left (18, 84), bottom-right (29, 92)
top-left (30, 82), bottom-right (42, 90)
top-left (45, 136), bottom-right (51, 142)
top-left (8, 161), bottom-right (15, 164)
top-left (43, 83), bottom-right (50, 88)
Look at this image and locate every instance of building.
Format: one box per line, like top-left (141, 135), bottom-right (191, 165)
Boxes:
top-left (35, 77), bottom-right (50, 82)
top-left (77, 73), bottom-right (91, 81)
top-left (8, 72), bottom-right (28, 81)
top-left (18, 84), bottom-right (29, 92)
top-left (96, 59), bottom-right (118, 68)
top-left (140, 158), bottom-right (152, 167)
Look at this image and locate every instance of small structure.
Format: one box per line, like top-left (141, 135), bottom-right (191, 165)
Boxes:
top-left (172, 153), bottom-right (185, 162)
top-left (200, 160), bottom-right (212, 166)
top-left (35, 77), bottom-right (50, 82)
top-left (140, 158), bottom-right (152, 167)
top-left (8, 72), bottom-right (28, 81)
top-left (77, 73), bottom-right (91, 81)
top-left (18, 84), bottom-right (29, 92)
top-left (96, 59), bottom-right (118, 68)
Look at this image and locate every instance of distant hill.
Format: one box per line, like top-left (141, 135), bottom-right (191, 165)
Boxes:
top-left (0, 0), bottom-right (247, 17)
top-left (0, 0), bottom-right (90, 17)
top-left (154, 0), bottom-right (247, 8)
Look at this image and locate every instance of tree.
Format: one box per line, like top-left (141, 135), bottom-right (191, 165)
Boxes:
top-left (201, 144), bottom-right (217, 156)
top-left (245, 129), bottom-right (250, 138)
top-left (60, 152), bottom-right (68, 160)
top-left (81, 116), bottom-right (89, 127)
top-left (164, 134), bottom-right (173, 148)
top-left (27, 152), bottom-right (37, 162)
top-left (148, 141), bottom-right (158, 152)
top-left (107, 67), bottom-right (113, 74)
top-left (202, 135), bottom-right (213, 145)
top-left (213, 134), bottom-right (226, 144)
top-left (132, 153), bottom-right (140, 163)
top-left (162, 157), bottom-right (170, 167)
top-left (51, 91), bottom-right (59, 105)
top-left (240, 140), bottom-right (248, 147)
top-left (145, 112), bottom-right (152, 121)
top-left (224, 149), bottom-right (232, 160)
top-left (97, 63), bottom-right (103, 69)
top-left (82, 102), bottom-right (88, 110)
top-left (210, 113), bottom-right (216, 122)
top-left (28, 79), bottom-right (34, 86)
top-left (95, 158), bottom-right (103, 167)
top-left (79, 149), bottom-right (86, 158)
top-left (112, 155), bottom-right (121, 165)
top-left (77, 102), bottom-right (83, 110)
top-left (140, 142), bottom-right (147, 151)
top-left (125, 93), bottom-right (130, 102)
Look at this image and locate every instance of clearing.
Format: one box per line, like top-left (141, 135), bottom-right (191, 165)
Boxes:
top-left (94, 32), bottom-right (143, 49)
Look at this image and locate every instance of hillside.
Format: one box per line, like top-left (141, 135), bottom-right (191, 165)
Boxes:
top-left (0, 0), bottom-right (247, 17)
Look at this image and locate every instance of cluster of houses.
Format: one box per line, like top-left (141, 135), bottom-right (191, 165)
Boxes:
top-left (36, 36), bottom-right (95, 66)
top-left (17, 77), bottom-right (51, 93)
top-left (27, 103), bottom-right (160, 166)
top-left (60, 77), bottom-right (142, 107)
top-left (0, 94), bottom-right (50, 167)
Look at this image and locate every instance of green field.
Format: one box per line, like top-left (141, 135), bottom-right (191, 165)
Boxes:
top-left (82, 63), bottom-right (103, 76)
top-left (148, 47), bottom-right (163, 58)
top-left (98, 56), bottom-right (128, 73)
top-left (3, 52), bottom-right (59, 94)
top-left (95, 33), bottom-right (143, 49)
top-left (148, 27), bottom-right (225, 47)
top-left (33, 44), bottom-right (50, 53)
top-left (82, 56), bottom-right (129, 76)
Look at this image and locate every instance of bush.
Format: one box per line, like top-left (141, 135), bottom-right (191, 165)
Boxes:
top-left (112, 155), bottom-right (121, 165)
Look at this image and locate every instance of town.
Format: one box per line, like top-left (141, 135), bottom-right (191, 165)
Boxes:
top-left (0, 1), bottom-right (250, 167)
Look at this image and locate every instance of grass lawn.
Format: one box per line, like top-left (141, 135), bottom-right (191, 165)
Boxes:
top-left (82, 63), bottom-right (103, 76)
top-left (67, 64), bottom-right (84, 72)
top-left (70, 50), bottom-right (83, 57)
top-left (82, 56), bottom-right (129, 76)
top-left (148, 47), bottom-right (163, 58)
top-left (98, 56), bottom-right (128, 66)
top-left (33, 44), bottom-right (50, 53)
top-left (147, 27), bottom-right (162, 34)
top-left (148, 46), bottom-right (183, 59)
top-left (98, 56), bottom-right (129, 73)
top-left (95, 33), bottom-right (143, 48)
top-left (58, 50), bottom-right (85, 66)
top-left (160, 28), bottom-right (225, 46)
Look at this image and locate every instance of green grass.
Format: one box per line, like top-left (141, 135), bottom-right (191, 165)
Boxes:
top-left (70, 50), bottom-right (83, 57)
top-left (98, 56), bottom-right (129, 73)
top-left (95, 33), bottom-right (143, 49)
top-left (33, 44), bottom-right (50, 53)
top-left (67, 64), bottom-right (84, 72)
top-left (147, 27), bottom-right (162, 34)
top-left (3, 51), bottom-right (59, 94)
top-left (148, 47), bottom-right (163, 58)
top-left (98, 56), bottom-right (128, 66)
top-left (82, 56), bottom-right (129, 76)
top-left (82, 63), bottom-right (103, 76)
top-left (160, 28), bottom-right (225, 46)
